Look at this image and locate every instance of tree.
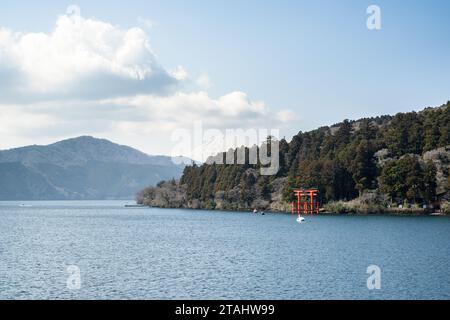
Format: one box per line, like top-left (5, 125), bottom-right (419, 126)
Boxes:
top-left (352, 139), bottom-right (377, 195)
top-left (422, 161), bottom-right (437, 203)
top-left (259, 176), bottom-right (272, 200)
top-left (277, 138), bottom-right (290, 176)
top-left (404, 156), bottom-right (423, 203)
top-left (423, 111), bottom-right (441, 151)
top-left (357, 119), bottom-right (377, 141)
top-left (379, 156), bottom-right (417, 202)
top-left (379, 156), bottom-right (436, 204)
top-left (335, 120), bottom-right (352, 148)
top-left (239, 172), bottom-right (256, 205)
top-left (282, 175), bottom-right (297, 202)
top-left (385, 112), bottom-right (424, 156)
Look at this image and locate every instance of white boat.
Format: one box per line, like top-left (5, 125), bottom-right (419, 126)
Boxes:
top-left (253, 209), bottom-right (258, 214)
top-left (297, 216), bottom-right (305, 223)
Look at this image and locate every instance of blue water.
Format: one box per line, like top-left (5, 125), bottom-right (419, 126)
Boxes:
top-left (0, 200), bottom-right (449, 300)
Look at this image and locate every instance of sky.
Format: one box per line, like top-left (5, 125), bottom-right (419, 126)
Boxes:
top-left (0, 0), bottom-right (449, 160)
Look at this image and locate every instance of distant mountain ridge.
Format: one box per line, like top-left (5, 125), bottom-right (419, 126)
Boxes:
top-left (0, 136), bottom-right (187, 200)
top-left (0, 136), bottom-right (177, 167)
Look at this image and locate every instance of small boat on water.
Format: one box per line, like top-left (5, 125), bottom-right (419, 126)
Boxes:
top-left (253, 208), bottom-right (258, 214)
top-left (19, 204), bottom-right (32, 207)
top-left (297, 216), bottom-right (305, 223)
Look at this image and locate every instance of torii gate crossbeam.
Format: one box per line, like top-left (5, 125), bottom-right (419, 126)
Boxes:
top-left (292, 189), bottom-right (320, 215)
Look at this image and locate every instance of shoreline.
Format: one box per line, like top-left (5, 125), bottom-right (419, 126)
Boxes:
top-left (141, 205), bottom-right (449, 217)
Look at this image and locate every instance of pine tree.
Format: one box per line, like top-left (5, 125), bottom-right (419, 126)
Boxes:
top-left (259, 176), bottom-right (272, 200)
top-left (422, 161), bottom-right (437, 203)
top-left (352, 139), bottom-right (377, 195)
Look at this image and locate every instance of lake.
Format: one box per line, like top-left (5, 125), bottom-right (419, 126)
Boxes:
top-left (0, 200), bottom-right (449, 300)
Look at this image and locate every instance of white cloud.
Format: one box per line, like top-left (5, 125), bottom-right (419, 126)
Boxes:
top-left (0, 106), bottom-right (56, 136)
top-left (137, 17), bottom-right (157, 29)
top-left (0, 8), bottom-right (297, 156)
top-left (0, 11), bottom-right (177, 101)
top-left (170, 66), bottom-right (189, 81)
top-left (102, 91), bottom-right (271, 128)
top-left (196, 73), bottom-right (212, 89)
top-left (276, 110), bottom-right (299, 123)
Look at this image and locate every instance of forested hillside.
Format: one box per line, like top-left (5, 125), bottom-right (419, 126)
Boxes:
top-left (138, 102), bottom-right (450, 213)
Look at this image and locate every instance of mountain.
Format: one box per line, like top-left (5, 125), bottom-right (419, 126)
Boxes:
top-left (0, 136), bottom-right (176, 167)
top-left (0, 136), bottom-right (187, 200)
top-left (138, 102), bottom-right (450, 213)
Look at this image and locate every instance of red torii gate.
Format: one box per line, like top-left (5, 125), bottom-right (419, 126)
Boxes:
top-left (292, 189), bottom-right (320, 215)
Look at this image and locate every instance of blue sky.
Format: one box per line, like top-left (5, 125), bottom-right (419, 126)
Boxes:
top-left (0, 0), bottom-right (449, 157)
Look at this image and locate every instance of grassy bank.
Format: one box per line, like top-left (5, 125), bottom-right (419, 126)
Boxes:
top-left (323, 196), bottom-right (449, 215)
